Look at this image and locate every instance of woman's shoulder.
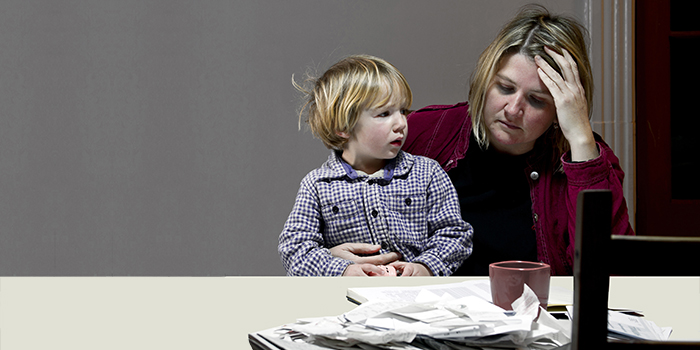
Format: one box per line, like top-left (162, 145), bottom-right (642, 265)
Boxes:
top-left (408, 101), bottom-right (470, 118)
top-left (407, 101), bottom-right (471, 132)
top-left (403, 102), bottom-right (473, 171)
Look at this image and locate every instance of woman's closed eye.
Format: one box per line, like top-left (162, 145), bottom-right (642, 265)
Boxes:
top-left (529, 95), bottom-right (546, 107)
top-left (497, 84), bottom-right (515, 94)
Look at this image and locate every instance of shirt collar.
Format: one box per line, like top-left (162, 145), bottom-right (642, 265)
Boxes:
top-left (336, 151), bottom-right (397, 181)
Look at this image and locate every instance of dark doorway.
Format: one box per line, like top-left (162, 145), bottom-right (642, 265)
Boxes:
top-left (636, 0), bottom-right (700, 236)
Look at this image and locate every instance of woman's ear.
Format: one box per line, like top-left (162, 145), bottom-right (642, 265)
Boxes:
top-left (336, 130), bottom-right (350, 139)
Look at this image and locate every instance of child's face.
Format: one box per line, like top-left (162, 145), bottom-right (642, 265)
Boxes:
top-left (340, 88), bottom-right (408, 174)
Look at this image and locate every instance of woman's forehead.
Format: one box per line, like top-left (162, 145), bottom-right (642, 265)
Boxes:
top-left (495, 54), bottom-right (550, 94)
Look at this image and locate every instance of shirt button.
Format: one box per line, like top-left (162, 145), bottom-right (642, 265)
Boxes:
top-left (405, 198), bottom-right (412, 206)
top-left (332, 206), bottom-right (339, 214)
top-left (530, 171), bottom-right (540, 180)
top-left (381, 242), bottom-right (389, 250)
top-left (371, 209), bottom-right (378, 218)
top-left (534, 213), bottom-right (539, 222)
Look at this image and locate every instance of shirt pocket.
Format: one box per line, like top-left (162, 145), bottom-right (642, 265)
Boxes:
top-left (385, 193), bottom-right (428, 250)
top-left (321, 198), bottom-right (366, 246)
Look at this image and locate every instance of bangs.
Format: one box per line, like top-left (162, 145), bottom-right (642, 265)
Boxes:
top-left (365, 76), bottom-right (412, 111)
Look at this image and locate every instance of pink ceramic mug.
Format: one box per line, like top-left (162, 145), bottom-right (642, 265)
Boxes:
top-left (489, 260), bottom-right (551, 311)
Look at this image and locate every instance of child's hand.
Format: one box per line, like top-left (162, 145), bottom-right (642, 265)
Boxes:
top-left (390, 262), bottom-right (432, 276)
top-left (342, 263), bottom-right (392, 276)
top-left (375, 265), bottom-right (397, 276)
top-left (330, 243), bottom-right (402, 265)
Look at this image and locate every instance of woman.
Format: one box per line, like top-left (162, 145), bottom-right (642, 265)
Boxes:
top-left (332, 5), bottom-right (634, 276)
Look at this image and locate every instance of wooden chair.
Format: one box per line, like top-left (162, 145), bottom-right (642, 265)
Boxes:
top-left (568, 189), bottom-right (700, 349)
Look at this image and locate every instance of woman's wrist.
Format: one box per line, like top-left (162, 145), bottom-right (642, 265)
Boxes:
top-left (567, 132), bottom-right (598, 162)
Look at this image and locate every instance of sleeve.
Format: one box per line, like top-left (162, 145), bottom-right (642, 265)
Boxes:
top-left (561, 137), bottom-right (635, 266)
top-left (411, 160), bottom-right (474, 276)
top-left (278, 176), bottom-right (353, 276)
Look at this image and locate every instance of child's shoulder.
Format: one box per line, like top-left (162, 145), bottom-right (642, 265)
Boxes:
top-left (398, 151), bottom-right (443, 173)
top-left (401, 150), bottom-right (439, 164)
top-left (299, 152), bottom-right (345, 182)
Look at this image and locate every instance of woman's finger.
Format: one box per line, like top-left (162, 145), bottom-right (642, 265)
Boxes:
top-left (535, 56), bottom-right (562, 95)
top-left (561, 49), bottom-right (582, 87)
top-left (544, 46), bottom-right (577, 84)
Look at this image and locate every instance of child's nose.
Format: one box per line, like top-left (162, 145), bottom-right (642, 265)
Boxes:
top-left (394, 113), bottom-right (407, 132)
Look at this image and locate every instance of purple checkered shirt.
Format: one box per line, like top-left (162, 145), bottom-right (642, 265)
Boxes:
top-left (279, 150), bottom-right (473, 276)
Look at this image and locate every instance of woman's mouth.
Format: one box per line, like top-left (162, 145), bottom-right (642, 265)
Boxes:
top-left (499, 120), bottom-right (520, 130)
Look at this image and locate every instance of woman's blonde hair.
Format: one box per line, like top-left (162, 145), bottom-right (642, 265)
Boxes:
top-left (469, 4), bottom-right (593, 164)
top-left (294, 55), bottom-right (412, 150)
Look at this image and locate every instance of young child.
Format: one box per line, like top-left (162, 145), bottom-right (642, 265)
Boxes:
top-left (279, 55), bottom-right (473, 276)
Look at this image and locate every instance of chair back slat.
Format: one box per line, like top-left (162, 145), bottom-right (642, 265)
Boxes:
top-left (571, 190), bottom-right (700, 350)
top-left (572, 189), bottom-right (612, 349)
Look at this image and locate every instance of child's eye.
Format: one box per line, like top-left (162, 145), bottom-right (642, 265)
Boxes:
top-left (377, 111), bottom-right (390, 117)
top-left (400, 109), bottom-right (409, 115)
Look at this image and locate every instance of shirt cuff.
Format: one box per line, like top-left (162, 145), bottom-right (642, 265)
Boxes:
top-left (326, 258), bottom-right (353, 276)
top-left (413, 254), bottom-right (449, 276)
top-left (561, 142), bottom-right (611, 187)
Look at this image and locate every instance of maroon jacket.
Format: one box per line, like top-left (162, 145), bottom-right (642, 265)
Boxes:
top-left (403, 102), bottom-right (634, 275)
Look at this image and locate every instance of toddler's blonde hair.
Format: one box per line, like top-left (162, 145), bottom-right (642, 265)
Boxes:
top-left (294, 54), bottom-right (412, 150)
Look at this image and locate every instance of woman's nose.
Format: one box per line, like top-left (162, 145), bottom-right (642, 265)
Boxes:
top-left (504, 94), bottom-right (524, 117)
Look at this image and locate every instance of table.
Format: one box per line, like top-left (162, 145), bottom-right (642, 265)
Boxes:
top-left (0, 277), bottom-right (698, 349)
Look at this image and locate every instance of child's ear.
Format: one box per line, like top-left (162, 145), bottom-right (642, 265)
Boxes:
top-left (335, 131), bottom-right (350, 139)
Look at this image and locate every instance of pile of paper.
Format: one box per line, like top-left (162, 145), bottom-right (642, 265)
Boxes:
top-left (607, 310), bottom-right (673, 341)
top-left (254, 281), bottom-right (674, 349)
top-left (266, 285), bottom-right (572, 349)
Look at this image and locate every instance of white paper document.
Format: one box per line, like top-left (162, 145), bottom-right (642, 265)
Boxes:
top-left (346, 279), bottom-right (574, 307)
top-left (607, 310), bottom-right (672, 341)
top-left (346, 279), bottom-right (494, 304)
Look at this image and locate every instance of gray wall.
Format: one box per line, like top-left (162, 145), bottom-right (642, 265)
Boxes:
top-left (0, 0), bottom-right (576, 276)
